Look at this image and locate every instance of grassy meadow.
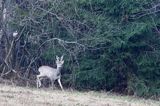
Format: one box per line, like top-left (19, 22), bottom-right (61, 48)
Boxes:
top-left (0, 84), bottom-right (159, 106)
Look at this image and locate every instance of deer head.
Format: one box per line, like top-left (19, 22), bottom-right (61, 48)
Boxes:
top-left (56, 55), bottom-right (64, 67)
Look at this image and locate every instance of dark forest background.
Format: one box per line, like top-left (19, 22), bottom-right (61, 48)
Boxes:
top-left (0, 0), bottom-right (160, 99)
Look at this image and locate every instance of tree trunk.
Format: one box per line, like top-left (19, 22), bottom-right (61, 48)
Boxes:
top-left (0, 0), bottom-right (15, 77)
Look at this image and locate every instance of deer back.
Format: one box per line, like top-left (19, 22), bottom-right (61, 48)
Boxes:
top-left (38, 66), bottom-right (60, 80)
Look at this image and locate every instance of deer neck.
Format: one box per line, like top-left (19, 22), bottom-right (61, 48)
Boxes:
top-left (56, 66), bottom-right (62, 73)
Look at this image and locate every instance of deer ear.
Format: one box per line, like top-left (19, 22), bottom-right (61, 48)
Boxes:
top-left (61, 55), bottom-right (64, 61)
top-left (56, 55), bottom-right (59, 60)
top-left (61, 60), bottom-right (64, 64)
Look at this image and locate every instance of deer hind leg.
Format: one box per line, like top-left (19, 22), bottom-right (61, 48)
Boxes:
top-left (51, 80), bottom-right (56, 89)
top-left (58, 78), bottom-right (64, 91)
top-left (37, 75), bottom-right (42, 88)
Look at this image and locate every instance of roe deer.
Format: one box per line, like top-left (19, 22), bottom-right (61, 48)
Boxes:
top-left (37, 55), bottom-right (64, 90)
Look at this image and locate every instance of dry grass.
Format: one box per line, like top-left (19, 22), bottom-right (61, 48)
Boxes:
top-left (0, 84), bottom-right (159, 106)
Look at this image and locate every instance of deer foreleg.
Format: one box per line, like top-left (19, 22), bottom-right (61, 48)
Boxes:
top-left (58, 78), bottom-right (64, 91)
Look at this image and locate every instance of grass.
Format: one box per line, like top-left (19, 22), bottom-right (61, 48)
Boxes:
top-left (0, 84), bottom-right (159, 106)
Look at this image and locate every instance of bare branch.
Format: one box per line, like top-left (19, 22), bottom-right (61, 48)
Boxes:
top-left (129, 3), bottom-right (160, 19)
